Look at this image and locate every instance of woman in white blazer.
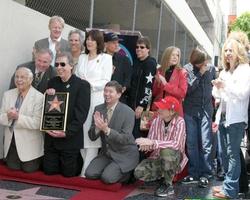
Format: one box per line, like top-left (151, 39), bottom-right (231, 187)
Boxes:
top-left (0, 67), bottom-right (44, 172)
top-left (75, 30), bottom-right (113, 176)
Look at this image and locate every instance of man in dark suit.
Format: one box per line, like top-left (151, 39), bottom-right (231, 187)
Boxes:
top-left (33, 16), bottom-right (69, 65)
top-left (85, 81), bottom-right (139, 184)
top-left (9, 49), bottom-right (57, 94)
top-left (104, 32), bottom-right (132, 104)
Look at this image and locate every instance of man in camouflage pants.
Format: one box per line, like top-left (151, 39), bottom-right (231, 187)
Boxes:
top-left (134, 96), bottom-right (188, 198)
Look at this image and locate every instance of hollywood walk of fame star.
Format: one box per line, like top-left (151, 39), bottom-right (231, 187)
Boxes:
top-left (145, 72), bottom-right (154, 83)
top-left (48, 96), bottom-right (63, 112)
top-left (0, 187), bottom-right (60, 200)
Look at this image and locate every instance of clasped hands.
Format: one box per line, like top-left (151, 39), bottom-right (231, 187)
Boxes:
top-left (135, 137), bottom-right (154, 152)
top-left (7, 107), bottom-right (19, 121)
top-left (94, 111), bottom-right (109, 134)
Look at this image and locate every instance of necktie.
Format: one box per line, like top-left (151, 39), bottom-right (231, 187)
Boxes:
top-left (9, 94), bottom-right (23, 132)
top-left (34, 72), bottom-right (42, 88)
top-left (107, 108), bottom-right (113, 123)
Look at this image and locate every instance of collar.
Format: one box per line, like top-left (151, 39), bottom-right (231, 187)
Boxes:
top-left (106, 101), bottom-right (118, 111)
top-left (49, 36), bottom-right (61, 44)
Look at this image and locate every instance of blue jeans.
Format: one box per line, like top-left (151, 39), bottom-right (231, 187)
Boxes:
top-left (222, 122), bottom-right (245, 198)
top-left (185, 113), bottom-right (213, 178)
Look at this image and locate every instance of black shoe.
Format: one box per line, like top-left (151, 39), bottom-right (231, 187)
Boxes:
top-left (154, 183), bottom-right (174, 197)
top-left (198, 176), bottom-right (209, 188)
top-left (181, 175), bottom-right (198, 184)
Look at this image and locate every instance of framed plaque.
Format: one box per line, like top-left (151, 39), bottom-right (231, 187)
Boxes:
top-left (40, 92), bottom-right (69, 131)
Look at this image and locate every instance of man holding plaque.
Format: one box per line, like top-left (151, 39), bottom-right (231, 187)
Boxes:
top-left (43, 52), bottom-right (90, 177)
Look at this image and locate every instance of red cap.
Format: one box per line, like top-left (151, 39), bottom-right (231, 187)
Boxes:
top-left (154, 96), bottom-right (180, 113)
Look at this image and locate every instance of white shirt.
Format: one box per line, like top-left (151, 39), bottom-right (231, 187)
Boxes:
top-left (48, 36), bottom-right (61, 66)
top-left (212, 63), bottom-right (250, 126)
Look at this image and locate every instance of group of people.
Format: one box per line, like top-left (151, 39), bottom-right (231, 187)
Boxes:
top-left (0, 15), bottom-right (250, 199)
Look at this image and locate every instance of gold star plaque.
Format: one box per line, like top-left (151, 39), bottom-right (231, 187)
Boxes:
top-left (40, 92), bottom-right (69, 131)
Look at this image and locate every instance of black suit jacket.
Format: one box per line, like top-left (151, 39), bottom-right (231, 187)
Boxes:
top-left (88, 102), bottom-right (139, 173)
top-left (44, 75), bottom-right (90, 150)
top-left (9, 61), bottom-right (57, 94)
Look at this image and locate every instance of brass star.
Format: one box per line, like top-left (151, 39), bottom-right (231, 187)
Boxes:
top-left (48, 96), bottom-right (63, 112)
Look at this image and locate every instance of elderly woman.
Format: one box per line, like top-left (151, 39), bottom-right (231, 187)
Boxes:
top-left (0, 67), bottom-right (44, 172)
top-left (68, 29), bottom-right (85, 70)
top-left (152, 46), bottom-right (187, 117)
top-left (43, 52), bottom-right (90, 177)
top-left (212, 39), bottom-right (250, 199)
top-left (75, 30), bottom-right (113, 176)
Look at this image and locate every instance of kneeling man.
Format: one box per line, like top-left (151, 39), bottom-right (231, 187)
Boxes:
top-left (134, 96), bottom-right (188, 197)
top-left (0, 67), bottom-right (44, 172)
top-left (85, 81), bottom-right (139, 184)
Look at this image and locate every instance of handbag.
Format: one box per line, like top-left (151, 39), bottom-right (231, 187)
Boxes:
top-left (140, 94), bottom-right (157, 131)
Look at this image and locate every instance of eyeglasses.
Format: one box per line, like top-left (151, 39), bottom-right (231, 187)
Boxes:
top-left (55, 62), bottom-right (66, 67)
top-left (136, 45), bottom-right (146, 49)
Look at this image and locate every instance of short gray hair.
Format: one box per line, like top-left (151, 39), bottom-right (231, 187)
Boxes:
top-left (15, 67), bottom-right (33, 79)
top-left (35, 48), bottom-right (54, 61)
top-left (68, 29), bottom-right (85, 50)
top-left (56, 52), bottom-right (74, 66)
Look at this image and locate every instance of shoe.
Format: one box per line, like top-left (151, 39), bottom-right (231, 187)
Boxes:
top-left (181, 175), bottom-right (198, 184)
top-left (198, 176), bottom-right (209, 188)
top-left (154, 183), bottom-right (174, 197)
top-left (212, 186), bottom-right (221, 194)
top-left (213, 191), bottom-right (229, 199)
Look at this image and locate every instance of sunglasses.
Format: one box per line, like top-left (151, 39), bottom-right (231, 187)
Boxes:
top-left (55, 62), bottom-right (66, 67)
top-left (136, 45), bottom-right (146, 49)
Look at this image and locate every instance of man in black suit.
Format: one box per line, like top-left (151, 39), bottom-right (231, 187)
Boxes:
top-left (105, 32), bottom-right (132, 104)
top-left (9, 49), bottom-right (57, 94)
top-left (43, 52), bottom-right (90, 177)
top-left (85, 81), bottom-right (139, 184)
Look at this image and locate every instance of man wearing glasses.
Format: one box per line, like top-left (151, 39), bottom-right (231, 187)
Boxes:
top-left (43, 52), bottom-right (90, 177)
top-left (128, 37), bottom-right (157, 145)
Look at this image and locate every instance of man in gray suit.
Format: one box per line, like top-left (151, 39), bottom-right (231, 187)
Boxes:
top-left (85, 81), bottom-right (139, 184)
top-left (33, 16), bottom-right (69, 65)
top-left (9, 49), bottom-right (56, 94)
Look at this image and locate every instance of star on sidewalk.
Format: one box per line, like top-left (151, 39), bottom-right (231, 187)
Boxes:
top-left (145, 73), bottom-right (154, 83)
top-left (48, 96), bottom-right (63, 112)
top-left (0, 187), bottom-right (61, 200)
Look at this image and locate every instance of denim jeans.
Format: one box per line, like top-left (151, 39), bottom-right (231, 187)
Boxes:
top-left (185, 113), bottom-right (213, 178)
top-left (222, 122), bottom-right (245, 198)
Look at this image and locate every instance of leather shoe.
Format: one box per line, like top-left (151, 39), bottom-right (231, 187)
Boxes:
top-left (213, 191), bottom-right (229, 199)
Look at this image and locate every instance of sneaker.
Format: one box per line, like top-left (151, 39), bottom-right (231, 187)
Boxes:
top-left (181, 175), bottom-right (198, 184)
top-left (198, 176), bottom-right (209, 188)
top-left (154, 183), bottom-right (174, 197)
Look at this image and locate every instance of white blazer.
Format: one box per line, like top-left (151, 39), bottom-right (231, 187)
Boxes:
top-left (75, 53), bottom-right (113, 148)
top-left (0, 87), bottom-right (44, 162)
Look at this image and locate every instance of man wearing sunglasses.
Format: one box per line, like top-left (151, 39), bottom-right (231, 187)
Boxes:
top-left (43, 52), bottom-right (90, 177)
top-left (128, 37), bottom-right (157, 145)
top-left (9, 48), bottom-right (56, 94)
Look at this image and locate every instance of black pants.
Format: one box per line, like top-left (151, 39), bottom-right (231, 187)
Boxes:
top-left (239, 149), bottom-right (249, 193)
top-left (6, 137), bottom-right (41, 173)
top-left (43, 146), bottom-right (83, 177)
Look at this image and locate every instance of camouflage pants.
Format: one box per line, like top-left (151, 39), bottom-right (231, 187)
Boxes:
top-left (134, 148), bottom-right (181, 185)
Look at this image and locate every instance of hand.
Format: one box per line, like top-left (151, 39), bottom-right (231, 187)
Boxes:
top-left (46, 88), bottom-right (56, 95)
top-left (138, 144), bottom-right (151, 152)
top-left (135, 106), bottom-right (144, 119)
top-left (212, 122), bottom-right (218, 133)
top-left (7, 108), bottom-right (19, 120)
top-left (94, 111), bottom-right (109, 133)
top-left (199, 63), bottom-right (209, 75)
top-left (46, 130), bottom-right (66, 138)
top-left (135, 137), bottom-right (154, 147)
top-left (212, 79), bottom-right (225, 89)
